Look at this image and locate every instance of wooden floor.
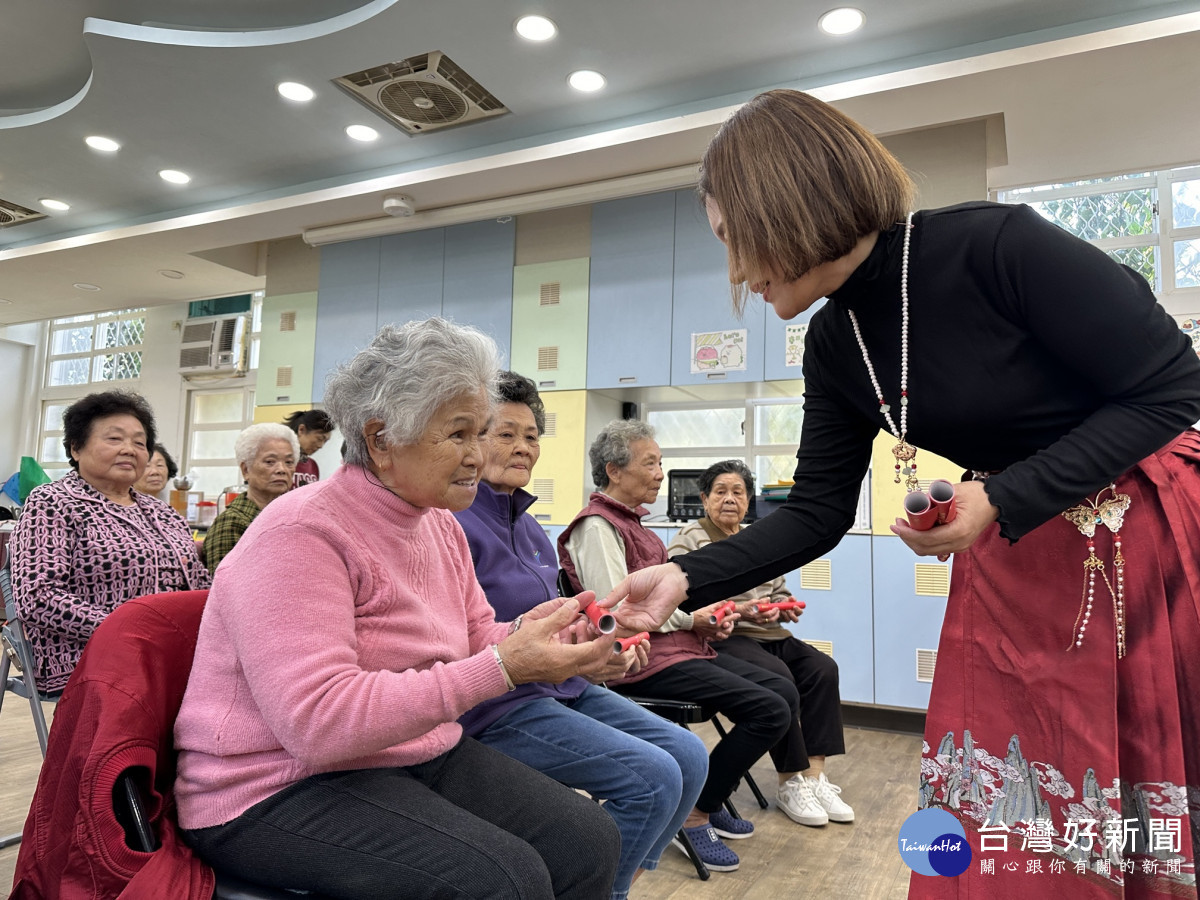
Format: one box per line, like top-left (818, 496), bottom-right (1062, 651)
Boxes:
top-left (0, 699), bottom-right (921, 899)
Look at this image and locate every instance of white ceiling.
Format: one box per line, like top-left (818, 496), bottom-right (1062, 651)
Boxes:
top-left (3, 0), bottom-right (1200, 324)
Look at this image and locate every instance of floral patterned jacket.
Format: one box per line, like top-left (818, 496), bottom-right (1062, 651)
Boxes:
top-left (10, 470), bottom-right (210, 692)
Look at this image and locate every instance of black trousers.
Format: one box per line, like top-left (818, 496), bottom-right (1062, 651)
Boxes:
top-left (716, 634), bottom-right (846, 767)
top-left (182, 737), bottom-right (620, 900)
top-left (613, 652), bottom-right (799, 813)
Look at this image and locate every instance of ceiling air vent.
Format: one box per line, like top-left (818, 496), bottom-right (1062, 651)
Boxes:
top-left (0, 198), bottom-right (47, 229)
top-left (333, 51), bottom-right (508, 135)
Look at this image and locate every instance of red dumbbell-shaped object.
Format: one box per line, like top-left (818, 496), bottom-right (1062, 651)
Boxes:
top-left (708, 600), bottom-right (738, 625)
top-left (903, 480), bottom-right (957, 531)
top-left (577, 596), bottom-right (617, 635)
top-left (613, 632), bottom-right (651, 654)
top-left (753, 598), bottom-right (806, 614)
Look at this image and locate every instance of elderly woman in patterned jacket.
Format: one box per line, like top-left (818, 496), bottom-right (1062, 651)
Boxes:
top-left (10, 391), bottom-right (210, 694)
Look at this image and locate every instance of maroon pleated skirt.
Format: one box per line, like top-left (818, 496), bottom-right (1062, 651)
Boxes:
top-left (912, 430), bottom-right (1200, 898)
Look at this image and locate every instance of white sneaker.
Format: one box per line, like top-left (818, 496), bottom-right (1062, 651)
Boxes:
top-left (777, 776), bottom-right (828, 826)
top-left (806, 772), bottom-right (855, 823)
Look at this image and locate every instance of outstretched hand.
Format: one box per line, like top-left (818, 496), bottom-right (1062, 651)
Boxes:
top-left (600, 562), bottom-right (690, 633)
top-left (497, 599), bottom-right (626, 685)
top-left (889, 479), bottom-right (999, 561)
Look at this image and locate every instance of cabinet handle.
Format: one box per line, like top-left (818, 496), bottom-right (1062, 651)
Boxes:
top-left (619, 376), bottom-right (637, 384)
top-left (706, 372), bottom-right (727, 380)
top-left (538, 380), bottom-right (557, 388)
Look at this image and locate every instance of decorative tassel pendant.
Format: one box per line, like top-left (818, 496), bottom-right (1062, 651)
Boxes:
top-left (891, 439), bottom-right (920, 492)
top-left (1062, 486), bottom-right (1130, 659)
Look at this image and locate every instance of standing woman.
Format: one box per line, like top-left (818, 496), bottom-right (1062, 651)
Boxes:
top-left (606, 89), bottom-right (1200, 897)
top-left (282, 409), bottom-right (333, 488)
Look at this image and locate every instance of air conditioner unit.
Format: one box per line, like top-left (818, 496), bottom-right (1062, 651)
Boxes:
top-left (179, 315), bottom-right (247, 374)
top-left (332, 51), bottom-right (509, 135)
top-left (0, 197), bottom-right (47, 229)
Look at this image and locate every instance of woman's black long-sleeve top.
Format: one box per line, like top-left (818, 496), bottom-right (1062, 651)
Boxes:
top-left (676, 202), bottom-right (1200, 609)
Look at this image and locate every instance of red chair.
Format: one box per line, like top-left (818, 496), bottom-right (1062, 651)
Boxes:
top-left (8, 590), bottom-right (330, 900)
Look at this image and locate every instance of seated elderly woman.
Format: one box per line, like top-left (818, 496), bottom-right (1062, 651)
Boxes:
top-left (453, 372), bottom-right (707, 900)
top-left (202, 422), bottom-right (298, 573)
top-left (132, 444), bottom-right (178, 499)
top-left (11, 391), bottom-right (210, 694)
top-left (558, 420), bottom-right (807, 874)
top-left (667, 459), bottom-right (854, 827)
top-left (174, 319), bottom-right (626, 900)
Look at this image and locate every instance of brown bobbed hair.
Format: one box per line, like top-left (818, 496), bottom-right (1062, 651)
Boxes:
top-left (698, 89), bottom-right (915, 312)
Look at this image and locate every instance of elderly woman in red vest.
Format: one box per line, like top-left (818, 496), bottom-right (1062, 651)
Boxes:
top-left (558, 419), bottom-right (812, 874)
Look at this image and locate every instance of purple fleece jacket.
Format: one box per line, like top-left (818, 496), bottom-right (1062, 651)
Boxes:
top-left (453, 482), bottom-right (588, 737)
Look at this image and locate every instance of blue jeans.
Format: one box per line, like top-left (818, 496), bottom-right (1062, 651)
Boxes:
top-left (476, 684), bottom-right (708, 900)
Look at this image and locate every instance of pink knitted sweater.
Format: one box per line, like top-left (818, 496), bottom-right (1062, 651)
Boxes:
top-left (173, 464), bottom-right (511, 829)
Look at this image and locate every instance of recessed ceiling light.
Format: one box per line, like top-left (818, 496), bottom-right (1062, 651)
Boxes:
top-left (818, 7), bottom-right (865, 35)
top-left (73, 283), bottom-right (102, 292)
top-left (568, 70), bottom-right (606, 92)
top-left (159, 169), bottom-right (191, 184)
top-left (515, 15), bottom-right (557, 41)
top-left (345, 124), bottom-right (380, 142)
top-left (40, 198), bottom-right (70, 211)
top-left (85, 135), bottom-right (120, 152)
top-left (277, 81), bottom-right (315, 102)
top-left (159, 269), bottom-right (185, 279)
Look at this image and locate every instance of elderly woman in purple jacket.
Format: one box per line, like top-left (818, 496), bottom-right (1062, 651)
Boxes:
top-left (454, 372), bottom-right (707, 900)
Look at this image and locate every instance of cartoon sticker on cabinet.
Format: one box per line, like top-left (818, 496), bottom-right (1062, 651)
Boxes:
top-left (690, 329), bottom-right (748, 374)
top-left (1179, 317), bottom-right (1200, 358)
top-left (785, 323), bottom-right (809, 368)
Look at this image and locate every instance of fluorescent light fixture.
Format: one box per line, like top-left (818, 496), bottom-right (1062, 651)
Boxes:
top-left (40, 198), bottom-right (70, 211)
top-left (277, 81), bottom-right (315, 102)
top-left (159, 169), bottom-right (191, 184)
top-left (85, 135), bottom-right (120, 152)
top-left (515, 15), bottom-right (557, 41)
top-left (568, 70), bottom-right (606, 92)
top-left (346, 124), bottom-right (380, 142)
top-left (819, 7), bottom-right (865, 35)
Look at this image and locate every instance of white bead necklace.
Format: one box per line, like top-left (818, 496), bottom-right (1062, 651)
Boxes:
top-left (847, 212), bottom-right (919, 492)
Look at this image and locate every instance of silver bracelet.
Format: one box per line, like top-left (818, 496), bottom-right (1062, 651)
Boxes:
top-left (491, 644), bottom-right (516, 692)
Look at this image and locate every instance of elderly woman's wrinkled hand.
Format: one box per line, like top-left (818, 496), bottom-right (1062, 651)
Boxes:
top-left (602, 563), bottom-right (689, 633)
top-left (498, 600), bottom-right (620, 685)
top-left (736, 600), bottom-right (779, 626)
top-left (584, 639), bottom-right (649, 684)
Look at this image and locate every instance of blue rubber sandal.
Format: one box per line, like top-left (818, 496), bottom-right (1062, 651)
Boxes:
top-left (671, 824), bottom-right (740, 872)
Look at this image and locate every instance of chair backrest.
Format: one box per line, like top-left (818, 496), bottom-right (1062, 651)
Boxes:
top-left (556, 568), bottom-right (575, 598)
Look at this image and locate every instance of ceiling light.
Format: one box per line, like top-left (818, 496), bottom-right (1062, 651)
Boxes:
top-left (818, 7), bottom-right (865, 35)
top-left (73, 283), bottom-right (102, 292)
top-left (40, 198), bottom-right (70, 211)
top-left (346, 124), bottom-right (380, 142)
top-left (85, 135), bottom-right (120, 152)
top-left (515, 15), bottom-right (557, 41)
top-left (159, 269), bottom-right (185, 279)
top-left (277, 81), bottom-right (315, 102)
top-left (159, 169), bottom-right (191, 184)
top-left (0, 298), bottom-right (12, 305)
top-left (568, 70), bottom-right (606, 92)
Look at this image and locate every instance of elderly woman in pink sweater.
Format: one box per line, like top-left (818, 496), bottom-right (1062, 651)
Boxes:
top-left (174, 319), bottom-right (630, 900)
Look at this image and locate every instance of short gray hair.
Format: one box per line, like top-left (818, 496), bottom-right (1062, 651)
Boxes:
top-left (235, 423), bottom-right (300, 468)
top-left (325, 318), bottom-right (500, 467)
top-left (590, 419), bottom-right (656, 490)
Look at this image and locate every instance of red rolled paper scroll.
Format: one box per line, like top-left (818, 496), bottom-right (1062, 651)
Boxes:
top-left (708, 600), bottom-right (738, 625)
top-left (904, 490), bottom-right (940, 531)
top-left (613, 632), bottom-right (651, 654)
top-left (578, 596), bottom-right (617, 634)
top-left (928, 479), bottom-right (957, 525)
top-left (753, 598), bottom-right (806, 613)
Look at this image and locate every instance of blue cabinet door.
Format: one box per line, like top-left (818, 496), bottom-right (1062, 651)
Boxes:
top-left (782, 533), bottom-right (874, 705)
top-left (587, 193), bottom-right (675, 388)
top-left (313, 238), bottom-right (381, 403)
top-left (671, 189), bottom-right (764, 385)
top-left (443, 219), bottom-right (515, 367)
top-left (377, 228), bottom-right (445, 328)
top-left (871, 535), bottom-right (949, 710)
top-left (763, 298), bottom-right (826, 381)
